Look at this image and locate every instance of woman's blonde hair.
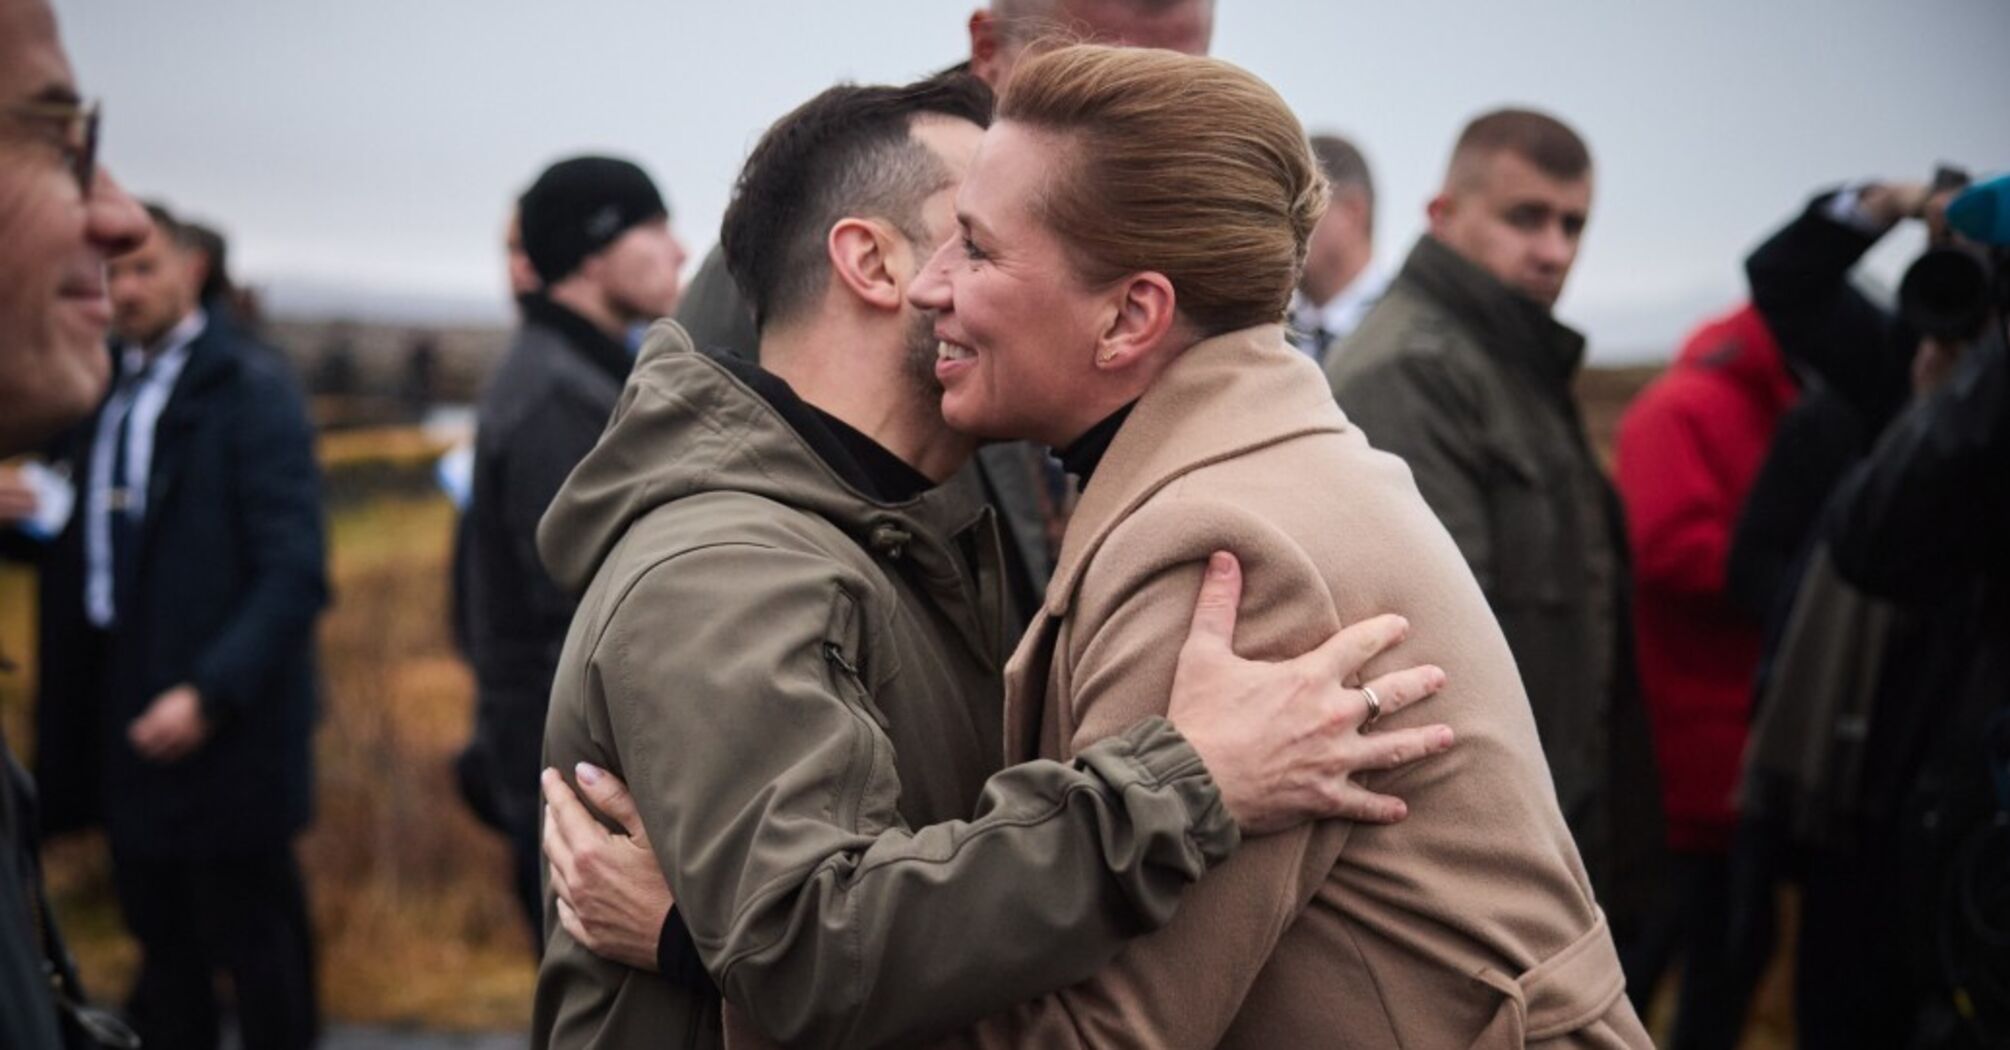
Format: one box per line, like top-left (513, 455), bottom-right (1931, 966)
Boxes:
top-left (998, 44), bottom-right (1326, 336)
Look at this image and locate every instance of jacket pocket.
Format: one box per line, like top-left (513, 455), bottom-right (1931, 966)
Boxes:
top-left (820, 587), bottom-right (897, 831)
top-left (1486, 448), bottom-right (1573, 612)
top-left (821, 587), bottom-right (891, 734)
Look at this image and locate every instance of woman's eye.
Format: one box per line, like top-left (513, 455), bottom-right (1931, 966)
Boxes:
top-left (961, 236), bottom-right (987, 262)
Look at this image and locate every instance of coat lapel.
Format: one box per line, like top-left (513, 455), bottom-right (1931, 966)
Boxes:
top-left (1043, 325), bottom-right (1348, 617)
top-left (1000, 325), bottom-right (1348, 763)
top-left (142, 329), bottom-right (236, 550)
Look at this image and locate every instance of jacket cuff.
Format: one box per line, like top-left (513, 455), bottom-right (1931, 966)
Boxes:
top-left (1804, 190), bottom-right (1885, 252)
top-left (1110, 716), bottom-right (1241, 867)
top-left (187, 666), bottom-right (239, 728)
top-left (657, 905), bottom-right (718, 995)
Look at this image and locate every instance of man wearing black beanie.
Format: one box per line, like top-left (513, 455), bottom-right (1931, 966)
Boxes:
top-left (459, 154), bottom-right (686, 945)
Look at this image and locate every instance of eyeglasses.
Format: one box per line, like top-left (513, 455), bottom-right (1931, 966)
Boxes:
top-left (6, 98), bottom-right (100, 194)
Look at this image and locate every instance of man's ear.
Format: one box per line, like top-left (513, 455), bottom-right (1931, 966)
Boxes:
top-left (827, 218), bottom-right (904, 312)
top-left (968, 9), bottom-right (1004, 85)
top-left (1425, 191), bottom-right (1455, 237)
top-left (1092, 271), bottom-right (1178, 371)
top-left (1336, 188), bottom-right (1373, 234)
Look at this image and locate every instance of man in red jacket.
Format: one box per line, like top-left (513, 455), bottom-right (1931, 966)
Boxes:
top-left (1614, 302), bottom-right (1797, 1048)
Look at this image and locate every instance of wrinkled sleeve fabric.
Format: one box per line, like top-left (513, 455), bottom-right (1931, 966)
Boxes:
top-left (590, 540), bottom-right (1235, 1050)
top-left (930, 507), bottom-right (1344, 1049)
top-left (1333, 352), bottom-right (1495, 591)
top-left (1745, 191), bottom-right (1913, 427)
top-left (188, 363), bottom-right (328, 717)
top-left (1825, 335), bottom-right (2010, 602)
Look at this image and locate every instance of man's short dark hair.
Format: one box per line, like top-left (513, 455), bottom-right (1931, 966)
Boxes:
top-left (1450, 107), bottom-right (1591, 184)
top-left (181, 221), bottom-right (234, 302)
top-left (142, 200), bottom-right (183, 241)
top-left (1309, 133), bottom-right (1373, 227)
top-left (722, 72), bottom-right (993, 332)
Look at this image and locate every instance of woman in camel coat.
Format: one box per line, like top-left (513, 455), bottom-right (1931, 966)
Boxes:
top-left (900, 44), bottom-right (1654, 1048)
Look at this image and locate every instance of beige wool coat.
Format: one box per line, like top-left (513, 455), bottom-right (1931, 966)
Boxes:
top-left (947, 325), bottom-right (1654, 1048)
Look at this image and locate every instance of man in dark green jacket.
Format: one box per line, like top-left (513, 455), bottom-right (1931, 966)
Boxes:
top-left (1327, 108), bottom-right (1666, 996)
top-left (672, 0), bottom-right (1217, 630)
top-left (532, 74), bottom-right (1451, 1050)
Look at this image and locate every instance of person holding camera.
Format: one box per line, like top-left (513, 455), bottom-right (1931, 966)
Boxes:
top-left (1744, 172), bottom-right (2007, 1049)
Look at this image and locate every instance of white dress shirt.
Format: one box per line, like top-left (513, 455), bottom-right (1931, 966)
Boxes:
top-left (1289, 262), bottom-right (1389, 364)
top-left (84, 309), bottom-right (205, 628)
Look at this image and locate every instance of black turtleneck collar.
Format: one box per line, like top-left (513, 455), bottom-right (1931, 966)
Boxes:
top-left (711, 353), bottom-right (934, 504)
top-left (519, 293), bottom-right (635, 388)
top-left (1059, 402), bottom-right (1137, 490)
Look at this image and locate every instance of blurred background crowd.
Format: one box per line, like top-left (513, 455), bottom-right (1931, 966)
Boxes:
top-left (1, 0), bottom-right (2006, 1048)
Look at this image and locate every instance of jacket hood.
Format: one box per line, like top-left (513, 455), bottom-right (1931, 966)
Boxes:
top-left (1671, 303), bottom-right (1798, 413)
top-left (536, 321), bottom-right (988, 600)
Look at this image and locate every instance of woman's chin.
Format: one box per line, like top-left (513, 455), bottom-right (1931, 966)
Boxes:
top-left (938, 392), bottom-right (981, 434)
top-left (939, 393), bottom-right (1017, 444)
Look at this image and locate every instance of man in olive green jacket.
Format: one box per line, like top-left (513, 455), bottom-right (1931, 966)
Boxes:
top-left (533, 77), bottom-right (1450, 1050)
top-left (672, 1), bottom-right (1219, 630)
top-left (1327, 108), bottom-right (1666, 991)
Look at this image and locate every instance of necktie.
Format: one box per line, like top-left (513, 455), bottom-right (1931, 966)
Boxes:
top-left (1290, 322), bottom-right (1334, 364)
top-left (105, 361), bottom-right (151, 626)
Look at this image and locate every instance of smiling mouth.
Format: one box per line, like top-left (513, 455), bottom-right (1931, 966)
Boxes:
top-left (937, 340), bottom-right (975, 363)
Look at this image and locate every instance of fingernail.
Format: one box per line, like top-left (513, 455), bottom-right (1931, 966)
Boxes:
top-left (1437, 727), bottom-right (1455, 748)
top-left (577, 762), bottom-right (604, 786)
top-left (1208, 552), bottom-right (1233, 578)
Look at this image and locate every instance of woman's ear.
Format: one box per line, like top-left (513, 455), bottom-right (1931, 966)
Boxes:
top-left (1093, 272), bottom-right (1178, 370)
top-left (827, 217), bottom-right (905, 312)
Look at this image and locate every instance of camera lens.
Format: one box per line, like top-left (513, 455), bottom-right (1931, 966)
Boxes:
top-left (1899, 247), bottom-right (1992, 340)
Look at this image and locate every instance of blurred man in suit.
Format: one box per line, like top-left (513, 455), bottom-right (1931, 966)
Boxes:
top-left (32, 201), bottom-right (327, 1050)
top-left (1288, 133), bottom-right (1386, 365)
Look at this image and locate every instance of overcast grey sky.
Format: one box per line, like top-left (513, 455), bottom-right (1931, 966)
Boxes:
top-left (55, 0), bottom-right (2010, 361)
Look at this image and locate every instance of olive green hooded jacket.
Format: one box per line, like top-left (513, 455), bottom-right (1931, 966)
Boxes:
top-left (531, 323), bottom-right (1236, 1050)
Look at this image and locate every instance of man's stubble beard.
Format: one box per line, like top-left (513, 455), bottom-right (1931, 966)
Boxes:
top-left (902, 308), bottom-right (944, 410)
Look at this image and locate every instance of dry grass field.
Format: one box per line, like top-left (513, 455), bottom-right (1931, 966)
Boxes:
top-left (2, 489), bottom-right (537, 1030)
top-left (0, 367), bottom-right (1799, 1043)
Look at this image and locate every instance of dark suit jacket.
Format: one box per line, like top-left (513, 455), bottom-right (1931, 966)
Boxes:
top-left (33, 318), bottom-right (328, 857)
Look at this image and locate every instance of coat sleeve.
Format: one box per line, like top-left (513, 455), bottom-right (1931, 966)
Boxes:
top-left (466, 395), bottom-right (602, 805)
top-left (588, 540), bottom-right (1237, 1050)
top-left (928, 509), bottom-right (1346, 1049)
top-left (1745, 191), bottom-right (1914, 427)
top-left (1824, 334), bottom-right (2010, 601)
top-left (1332, 351), bottom-right (1496, 592)
top-left (1615, 391), bottom-right (1736, 597)
top-left (187, 364), bottom-right (328, 717)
